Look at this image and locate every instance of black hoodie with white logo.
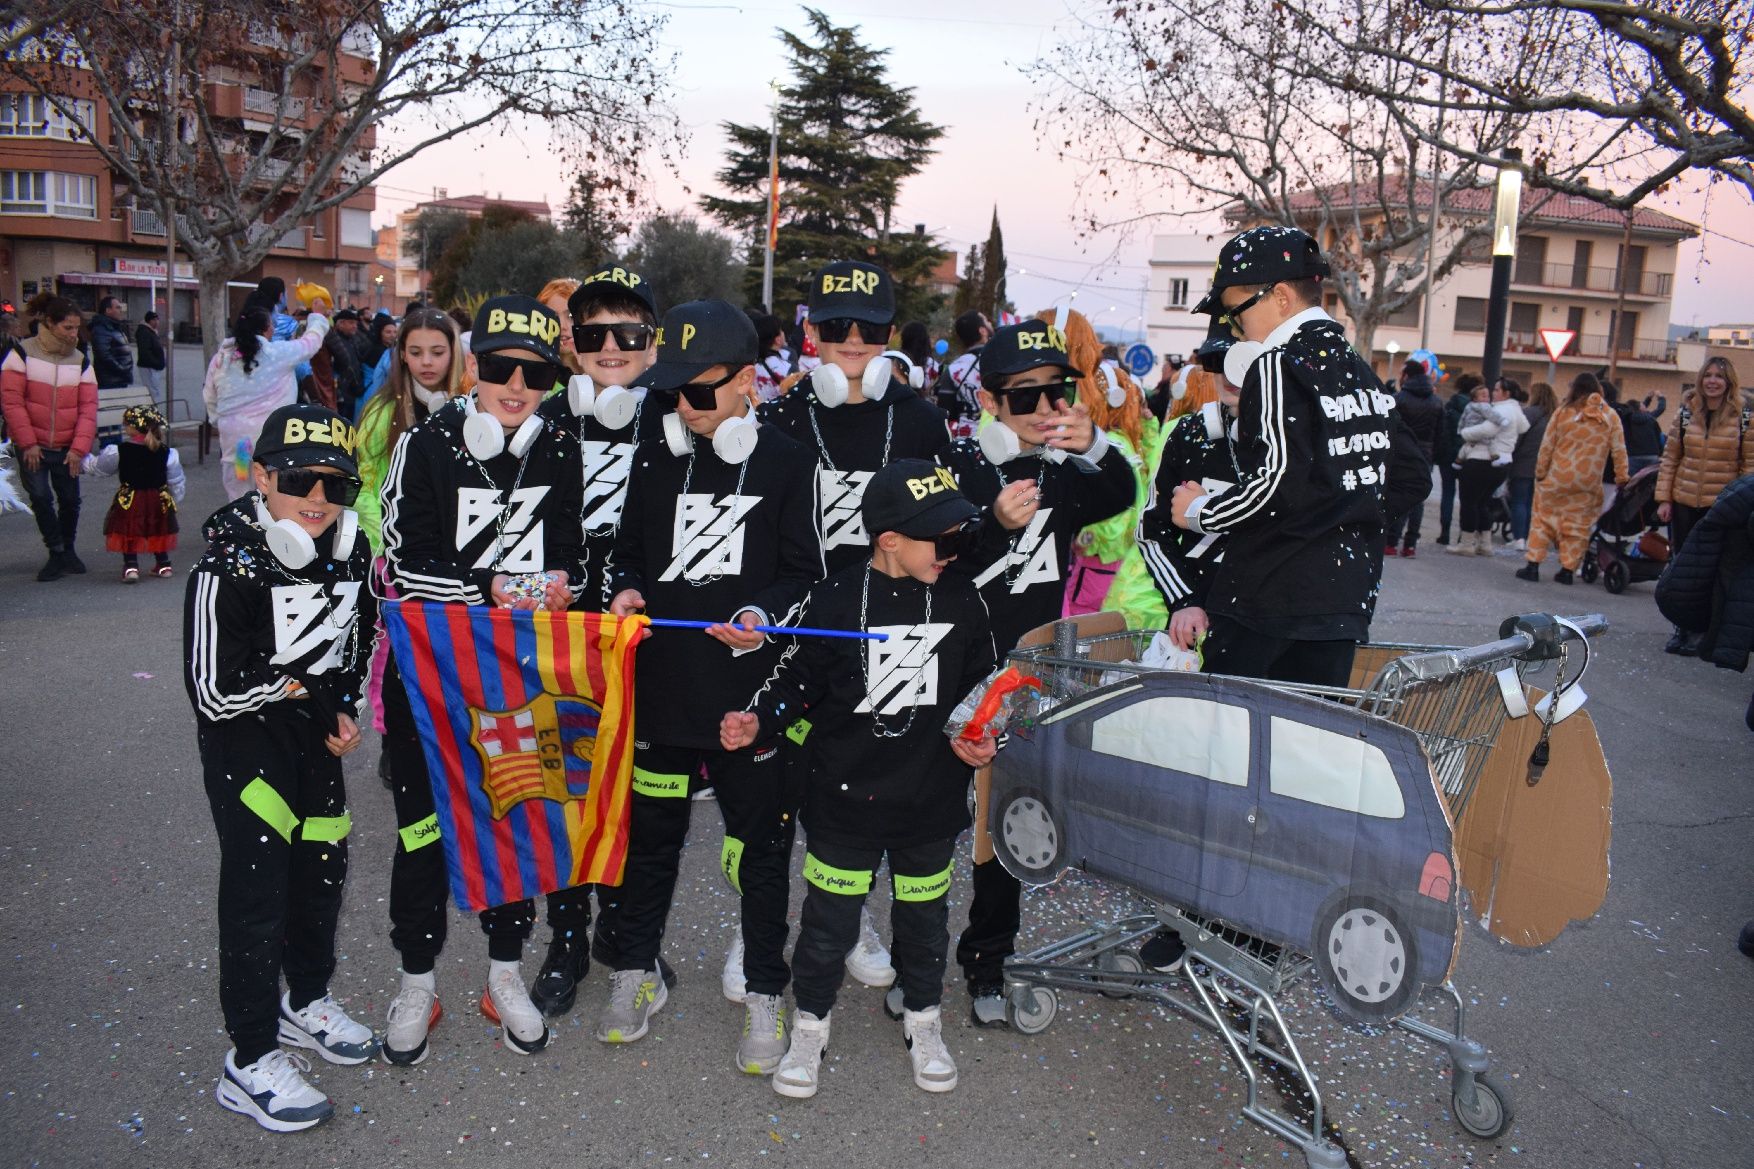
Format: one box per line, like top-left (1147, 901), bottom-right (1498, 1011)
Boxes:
top-left (184, 494), bottom-right (376, 727)
top-left (938, 435), bottom-right (1136, 657)
top-left (611, 423), bottom-right (825, 749)
top-left (538, 390), bottom-right (665, 606)
top-left (759, 384), bottom-right (950, 575)
top-left (747, 565), bottom-right (994, 849)
top-left (379, 395), bottom-right (586, 606)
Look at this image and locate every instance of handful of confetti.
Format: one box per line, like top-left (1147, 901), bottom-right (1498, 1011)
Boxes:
top-left (500, 572), bottom-right (550, 604)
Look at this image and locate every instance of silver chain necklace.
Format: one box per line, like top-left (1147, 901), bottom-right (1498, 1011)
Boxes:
top-left (858, 565), bottom-right (934, 739)
top-left (808, 399), bottom-right (893, 474)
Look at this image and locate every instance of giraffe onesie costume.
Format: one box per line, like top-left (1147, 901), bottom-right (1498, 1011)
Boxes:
top-left (1525, 392), bottom-right (1628, 572)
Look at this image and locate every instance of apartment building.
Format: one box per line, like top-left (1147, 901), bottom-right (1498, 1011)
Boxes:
top-left (1145, 232), bottom-right (1221, 372)
top-left (390, 192), bottom-right (553, 301)
top-left (0, 29), bottom-right (378, 338)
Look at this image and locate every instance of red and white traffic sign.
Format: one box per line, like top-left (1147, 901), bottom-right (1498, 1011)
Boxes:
top-left (1538, 328), bottom-right (1576, 362)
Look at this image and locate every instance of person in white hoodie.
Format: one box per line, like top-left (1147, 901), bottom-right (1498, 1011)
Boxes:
top-left (1450, 376), bottom-right (1530, 556)
top-left (204, 300), bottom-right (332, 501)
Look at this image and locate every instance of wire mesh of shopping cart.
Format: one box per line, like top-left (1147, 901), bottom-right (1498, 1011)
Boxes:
top-left (994, 612), bottom-right (1606, 1169)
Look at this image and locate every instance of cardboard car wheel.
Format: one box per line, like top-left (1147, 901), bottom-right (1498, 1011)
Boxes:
top-left (1007, 985), bottom-right (1057, 1034)
top-left (1097, 949), bottom-right (1144, 999)
top-left (1452, 1072), bottom-right (1514, 1139)
top-left (1602, 559), bottom-right (1629, 594)
top-left (996, 789), bottom-right (1064, 882)
top-left (1313, 893), bottom-right (1420, 1023)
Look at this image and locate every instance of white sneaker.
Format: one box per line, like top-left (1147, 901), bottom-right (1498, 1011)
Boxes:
top-left (278, 992), bottom-right (378, 1065)
top-left (773, 1009), bottom-right (831, 1098)
top-left (482, 964), bottom-right (551, 1055)
top-left (737, 992), bottom-right (788, 1075)
top-left (596, 966), bottom-right (667, 1043)
top-left (845, 904), bottom-right (896, 987)
top-left (1510, 538), bottom-right (1527, 553)
top-left (383, 973), bottom-right (441, 1066)
top-left (902, 1006), bottom-right (958, 1092)
top-left (216, 1049), bottom-right (333, 1132)
top-left (721, 932), bottom-right (747, 1003)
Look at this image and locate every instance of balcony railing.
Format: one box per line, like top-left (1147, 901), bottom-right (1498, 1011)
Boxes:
top-left (131, 207), bottom-right (166, 236)
top-left (277, 225), bottom-right (307, 250)
top-left (1574, 333), bottom-right (1674, 363)
top-left (243, 87), bottom-right (307, 120)
top-left (1510, 261), bottom-right (1671, 298)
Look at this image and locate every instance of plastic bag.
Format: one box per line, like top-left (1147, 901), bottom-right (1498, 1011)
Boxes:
top-left (945, 666), bottom-right (1043, 741)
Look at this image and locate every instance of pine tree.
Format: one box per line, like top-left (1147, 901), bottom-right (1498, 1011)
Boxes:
top-left (561, 171), bottom-right (633, 268)
top-left (702, 8), bottom-right (947, 319)
top-left (952, 243), bottom-right (984, 318)
top-left (977, 208), bottom-right (1009, 321)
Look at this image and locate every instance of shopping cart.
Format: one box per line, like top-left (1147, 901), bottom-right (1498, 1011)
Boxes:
top-left (993, 612), bottom-right (1606, 1169)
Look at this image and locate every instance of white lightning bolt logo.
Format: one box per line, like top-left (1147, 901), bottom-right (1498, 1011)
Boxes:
top-left (456, 485), bottom-right (550, 572)
top-left (661, 493), bottom-right (764, 582)
top-left (579, 439), bottom-right (636, 533)
top-left (270, 582), bottom-right (361, 671)
top-left (818, 468), bottom-right (874, 550)
top-left (856, 622), bottom-right (952, 716)
top-left (973, 506), bottom-right (1061, 594)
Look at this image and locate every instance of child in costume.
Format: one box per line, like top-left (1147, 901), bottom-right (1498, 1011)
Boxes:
top-left (595, 300), bottom-right (823, 1076)
top-left (183, 403), bottom-right (377, 1132)
top-left (722, 459), bottom-right (997, 1098)
top-left (87, 403), bottom-right (186, 581)
top-left (376, 295), bottom-right (585, 1062)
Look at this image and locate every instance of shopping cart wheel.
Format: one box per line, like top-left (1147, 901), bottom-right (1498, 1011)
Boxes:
top-left (1097, 949), bottom-right (1144, 999)
top-left (1008, 985), bottom-right (1057, 1034)
top-left (1602, 560), bottom-right (1629, 594)
top-left (1452, 1071), bottom-right (1514, 1138)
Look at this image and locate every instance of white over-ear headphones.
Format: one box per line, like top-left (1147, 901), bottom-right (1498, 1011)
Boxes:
top-left (810, 352), bottom-right (902, 408)
top-left (664, 398), bottom-right (758, 465)
top-left (1199, 400), bottom-right (1225, 442)
top-left (977, 418), bottom-right (1066, 466)
top-left (884, 350), bottom-right (925, 390)
top-left (463, 393), bottom-right (544, 461)
top-left (567, 374), bottom-right (641, 431)
top-left (1097, 360), bottom-right (1127, 408)
top-left (256, 498), bottom-right (359, 570)
top-left (1223, 341), bottom-right (1267, 390)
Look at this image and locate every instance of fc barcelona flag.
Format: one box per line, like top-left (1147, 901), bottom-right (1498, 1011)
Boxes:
top-left (382, 601), bottom-right (647, 912)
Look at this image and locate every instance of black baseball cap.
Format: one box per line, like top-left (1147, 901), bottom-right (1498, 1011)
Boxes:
top-left (807, 260), bottom-right (895, 325)
top-left (253, 403), bottom-right (360, 479)
top-left (334, 307), bottom-right (360, 322)
top-left (470, 295), bottom-right (565, 366)
top-left (861, 459), bottom-right (979, 540)
top-left (979, 320), bottom-right (1084, 384)
top-left (1195, 316), bottom-right (1234, 372)
top-left (570, 262), bottom-right (657, 317)
top-left (1193, 227), bottom-right (1331, 315)
top-left (636, 299), bottom-right (759, 393)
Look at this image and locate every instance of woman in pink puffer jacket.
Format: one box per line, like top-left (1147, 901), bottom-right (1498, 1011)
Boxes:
top-left (1, 293), bottom-right (99, 581)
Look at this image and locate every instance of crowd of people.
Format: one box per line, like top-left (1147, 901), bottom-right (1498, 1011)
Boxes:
top-left (4, 223), bottom-right (1751, 1134)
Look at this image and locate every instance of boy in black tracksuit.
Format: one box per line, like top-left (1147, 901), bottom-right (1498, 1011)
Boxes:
top-left (594, 300), bottom-right (824, 1076)
top-left (528, 264), bottom-right (663, 1017)
top-left (186, 403), bottom-right (377, 1132)
top-left (935, 320), bottom-right (1136, 1025)
top-left (1170, 227), bottom-right (1390, 687)
top-left (377, 296), bottom-right (586, 1061)
top-left (721, 460), bottom-right (997, 1098)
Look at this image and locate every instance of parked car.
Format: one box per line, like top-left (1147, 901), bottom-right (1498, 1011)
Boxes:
top-left (990, 670), bottom-right (1460, 1023)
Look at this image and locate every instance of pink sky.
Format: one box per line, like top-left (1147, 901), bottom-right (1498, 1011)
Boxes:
top-left (374, 0), bottom-right (1754, 331)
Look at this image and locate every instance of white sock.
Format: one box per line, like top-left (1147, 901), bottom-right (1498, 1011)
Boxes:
top-left (401, 969), bottom-right (436, 992)
top-left (489, 958), bottom-right (521, 979)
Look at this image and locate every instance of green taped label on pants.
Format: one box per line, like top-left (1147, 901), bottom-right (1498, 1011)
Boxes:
top-left (785, 718), bottom-right (812, 746)
top-left (803, 853), bottom-right (873, 896)
top-left (301, 811), bottom-right (352, 843)
top-left (633, 767), bottom-right (689, 799)
top-left (894, 862), bottom-right (954, 902)
top-left (240, 777), bottom-right (298, 843)
top-left (720, 836), bottom-right (745, 895)
top-left (398, 813), bottom-right (441, 852)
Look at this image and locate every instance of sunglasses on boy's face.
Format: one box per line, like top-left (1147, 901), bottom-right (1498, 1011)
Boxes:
top-left (923, 521), bottom-right (982, 561)
top-left (273, 466), bottom-right (362, 507)
top-left (476, 352), bottom-right (563, 393)
top-left (813, 317), bottom-right (891, 345)
top-left (995, 380), bottom-right (1071, 415)
top-left (658, 369), bottom-right (740, 412)
top-left (1218, 283), bottom-right (1277, 339)
top-left (573, 322), bottom-right (655, 353)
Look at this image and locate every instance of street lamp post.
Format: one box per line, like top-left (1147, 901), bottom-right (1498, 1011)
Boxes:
top-left (374, 273), bottom-right (384, 312)
top-left (1386, 338), bottom-right (1401, 380)
top-left (1480, 146), bottom-right (1522, 389)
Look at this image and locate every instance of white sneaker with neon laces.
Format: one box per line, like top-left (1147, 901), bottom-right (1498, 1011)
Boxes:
top-left (738, 992), bottom-right (789, 1075)
top-left (277, 992), bottom-right (378, 1065)
top-left (216, 1048), bottom-right (334, 1132)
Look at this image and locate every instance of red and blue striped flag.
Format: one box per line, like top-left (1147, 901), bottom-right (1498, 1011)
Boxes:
top-left (382, 601), bottom-right (646, 912)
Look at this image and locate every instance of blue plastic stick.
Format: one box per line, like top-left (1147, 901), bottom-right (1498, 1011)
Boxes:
top-left (645, 617), bottom-right (888, 642)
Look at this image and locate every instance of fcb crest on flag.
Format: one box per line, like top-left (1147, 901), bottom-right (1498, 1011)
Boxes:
top-left (382, 601), bottom-right (647, 913)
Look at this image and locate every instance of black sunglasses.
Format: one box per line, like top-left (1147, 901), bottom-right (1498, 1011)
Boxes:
top-left (658, 369), bottom-right (741, 412)
top-left (274, 466), bottom-right (362, 507)
top-left (573, 322), bottom-right (655, 353)
top-left (813, 317), bottom-right (891, 345)
top-left (994, 380), bottom-right (1071, 415)
top-left (926, 521), bottom-right (982, 561)
top-left (477, 352), bottom-right (563, 393)
top-left (1218, 283), bottom-right (1277, 339)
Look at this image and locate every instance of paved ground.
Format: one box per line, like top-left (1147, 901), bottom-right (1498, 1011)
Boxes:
top-left (1, 447), bottom-right (1749, 1169)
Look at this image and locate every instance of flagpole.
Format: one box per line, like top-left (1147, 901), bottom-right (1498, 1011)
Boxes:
top-left (762, 82), bottom-right (779, 314)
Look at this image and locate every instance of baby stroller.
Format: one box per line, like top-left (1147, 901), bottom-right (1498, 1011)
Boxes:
top-left (1580, 463), bottom-right (1667, 593)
